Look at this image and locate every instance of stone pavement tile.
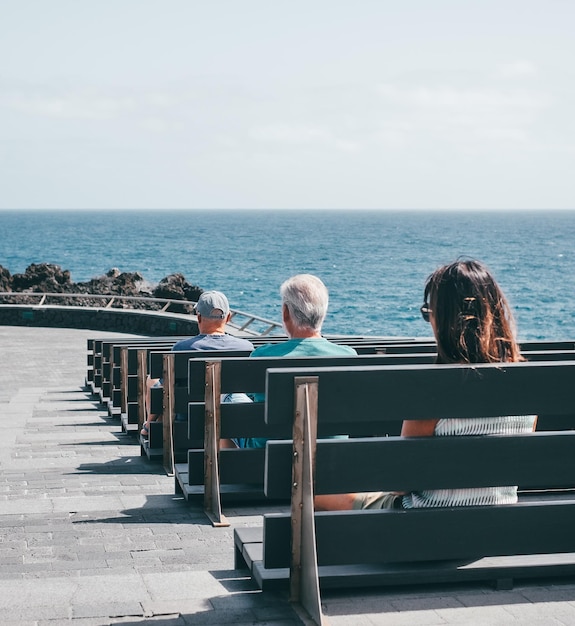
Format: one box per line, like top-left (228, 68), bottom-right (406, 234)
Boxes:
top-left (181, 608), bottom-right (300, 625)
top-left (360, 611), bottom-right (447, 625)
top-left (142, 571), bottom-right (228, 602)
top-left (513, 618), bottom-right (575, 626)
top-left (455, 589), bottom-right (530, 607)
top-left (0, 578), bottom-right (76, 610)
top-left (6, 604), bottom-right (71, 622)
top-left (142, 599), bottom-right (212, 617)
top-left (327, 616), bottom-right (379, 626)
top-left (503, 600), bottom-right (575, 623)
top-left (433, 604), bottom-right (520, 624)
top-left (1, 499), bottom-right (53, 515)
top-left (388, 594), bottom-right (463, 612)
top-left (323, 594), bottom-right (402, 625)
top-left (112, 617), bottom-right (187, 625)
top-left (210, 591), bottom-right (287, 611)
top-left (72, 602), bottom-right (144, 620)
top-left (519, 584), bottom-right (575, 604)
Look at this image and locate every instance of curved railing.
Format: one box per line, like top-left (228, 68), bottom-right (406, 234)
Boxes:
top-left (0, 292), bottom-right (283, 336)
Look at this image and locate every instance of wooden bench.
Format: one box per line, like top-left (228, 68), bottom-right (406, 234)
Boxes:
top-left (88, 334), bottom-right (430, 409)
top-left (92, 335), bottom-right (280, 433)
top-left (120, 341), bottom-right (181, 434)
top-left (181, 351), bottom-right (445, 526)
top-left (234, 359), bottom-right (575, 625)
top-left (179, 345), bottom-right (575, 524)
top-left (147, 348), bottom-right (255, 468)
top-left (92, 334), bottom-right (274, 414)
top-left (87, 336), bottom-right (186, 411)
top-left (145, 338), bottom-right (431, 467)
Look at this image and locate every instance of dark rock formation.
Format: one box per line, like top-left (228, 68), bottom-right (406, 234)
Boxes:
top-left (153, 273), bottom-right (203, 302)
top-left (0, 266), bottom-right (11, 292)
top-left (0, 264), bottom-right (204, 312)
top-left (11, 263), bottom-right (72, 292)
top-left (151, 273), bottom-right (203, 314)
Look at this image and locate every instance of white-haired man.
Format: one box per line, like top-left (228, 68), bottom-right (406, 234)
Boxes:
top-left (232, 274), bottom-right (356, 449)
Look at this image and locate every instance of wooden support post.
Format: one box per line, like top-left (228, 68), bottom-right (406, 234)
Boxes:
top-left (204, 361), bottom-right (229, 527)
top-left (162, 354), bottom-right (175, 476)
top-left (120, 347), bottom-right (129, 417)
top-left (136, 349), bottom-right (148, 433)
top-left (290, 376), bottom-right (328, 626)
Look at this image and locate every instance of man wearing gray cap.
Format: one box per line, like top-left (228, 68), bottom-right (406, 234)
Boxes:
top-left (141, 290), bottom-right (254, 436)
top-left (171, 291), bottom-right (254, 352)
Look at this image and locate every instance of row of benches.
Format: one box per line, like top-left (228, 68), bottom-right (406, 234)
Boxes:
top-left (86, 335), bottom-right (575, 624)
top-left (89, 339), bottom-right (575, 510)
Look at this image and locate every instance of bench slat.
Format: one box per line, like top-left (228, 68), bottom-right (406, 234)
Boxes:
top-left (265, 361), bottom-right (575, 425)
top-left (265, 433), bottom-right (575, 497)
top-left (263, 498), bottom-right (575, 568)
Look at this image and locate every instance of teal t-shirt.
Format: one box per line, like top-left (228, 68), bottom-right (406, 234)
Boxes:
top-left (250, 337), bottom-right (357, 358)
top-left (235, 338), bottom-right (357, 448)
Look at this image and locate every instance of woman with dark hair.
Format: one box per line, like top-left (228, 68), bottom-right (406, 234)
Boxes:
top-left (316, 258), bottom-right (537, 511)
top-left (421, 258), bottom-right (523, 366)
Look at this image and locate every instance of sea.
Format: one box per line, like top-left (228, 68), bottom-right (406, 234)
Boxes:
top-left (1, 209), bottom-right (574, 341)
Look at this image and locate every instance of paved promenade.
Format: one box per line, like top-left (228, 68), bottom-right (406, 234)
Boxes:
top-left (2, 326), bottom-right (575, 625)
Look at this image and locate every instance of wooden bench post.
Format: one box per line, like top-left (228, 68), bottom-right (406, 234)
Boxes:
top-left (120, 347), bottom-right (129, 418)
top-left (162, 354), bottom-right (176, 476)
top-left (290, 376), bottom-right (327, 626)
top-left (204, 361), bottom-right (229, 527)
top-left (136, 349), bottom-right (148, 434)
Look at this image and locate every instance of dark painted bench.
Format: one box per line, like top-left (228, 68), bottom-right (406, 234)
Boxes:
top-left (148, 348), bottom-right (254, 471)
top-left (90, 334), bottom-right (272, 409)
top-left (179, 344), bottom-right (575, 522)
top-left (87, 336), bottom-right (186, 411)
top-left (88, 334), bottom-right (429, 407)
top-left (91, 335), bottom-right (280, 434)
top-left (145, 337), bottom-right (433, 470)
top-left (234, 359), bottom-right (575, 624)
top-left (182, 352), bottom-right (443, 526)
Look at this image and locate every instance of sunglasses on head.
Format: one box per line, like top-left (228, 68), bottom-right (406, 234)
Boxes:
top-left (420, 303), bottom-right (431, 323)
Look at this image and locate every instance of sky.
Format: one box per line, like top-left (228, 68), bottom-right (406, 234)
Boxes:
top-left (1, 0), bottom-right (574, 210)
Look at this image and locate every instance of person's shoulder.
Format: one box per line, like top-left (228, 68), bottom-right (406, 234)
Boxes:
top-left (324, 340), bottom-right (357, 355)
top-left (224, 335), bottom-right (254, 350)
top-left (250, 342), bottom-right (284, 357)
top-left (172, 336), bottom-right (197, 351)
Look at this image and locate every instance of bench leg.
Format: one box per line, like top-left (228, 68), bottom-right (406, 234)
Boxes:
top-left (234, 543), bottom-right (247, 570)
top-left (290, 377), bottom-right (328, 626)
top-left (203, 361), bottom-right (229, 527)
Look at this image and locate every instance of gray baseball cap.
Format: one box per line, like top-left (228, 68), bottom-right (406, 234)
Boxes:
top-left (194, 291), bottom-right (230, 319)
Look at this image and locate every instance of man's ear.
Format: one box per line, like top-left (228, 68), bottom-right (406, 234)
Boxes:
top-left (282, 303), bottom-right (290, 322)
top-left (225, 312), bottom-right (232, 323)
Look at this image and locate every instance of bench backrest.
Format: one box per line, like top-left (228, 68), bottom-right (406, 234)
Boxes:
top-left (185, 350), bottom-right (575, 458)
top-left (264, 359), bottom-right (575, 426)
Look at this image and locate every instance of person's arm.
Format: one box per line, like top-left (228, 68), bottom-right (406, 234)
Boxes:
top-left (145, 376), bottom-right (161, 422)
top-left (314, 494), bottom-right (356, 511)
top-left (400, 419), bottom-right (439, 438)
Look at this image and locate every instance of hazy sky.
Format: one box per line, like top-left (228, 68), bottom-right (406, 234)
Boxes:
top-left (1, 1), bottom-right (574, 210)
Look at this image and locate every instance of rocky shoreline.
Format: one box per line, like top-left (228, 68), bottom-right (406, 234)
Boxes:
top-left (0, 263), bottom-right (204, 312)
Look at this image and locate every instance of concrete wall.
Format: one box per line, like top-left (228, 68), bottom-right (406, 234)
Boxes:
top-left (0, 305), bottom-right (200, 336)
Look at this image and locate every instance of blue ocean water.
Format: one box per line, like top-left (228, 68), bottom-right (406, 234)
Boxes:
top-left (1, 209), bottom-right (574, 340)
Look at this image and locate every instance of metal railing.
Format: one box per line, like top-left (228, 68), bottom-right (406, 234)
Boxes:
top-left (0, 292), bottom-right (284, 336)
